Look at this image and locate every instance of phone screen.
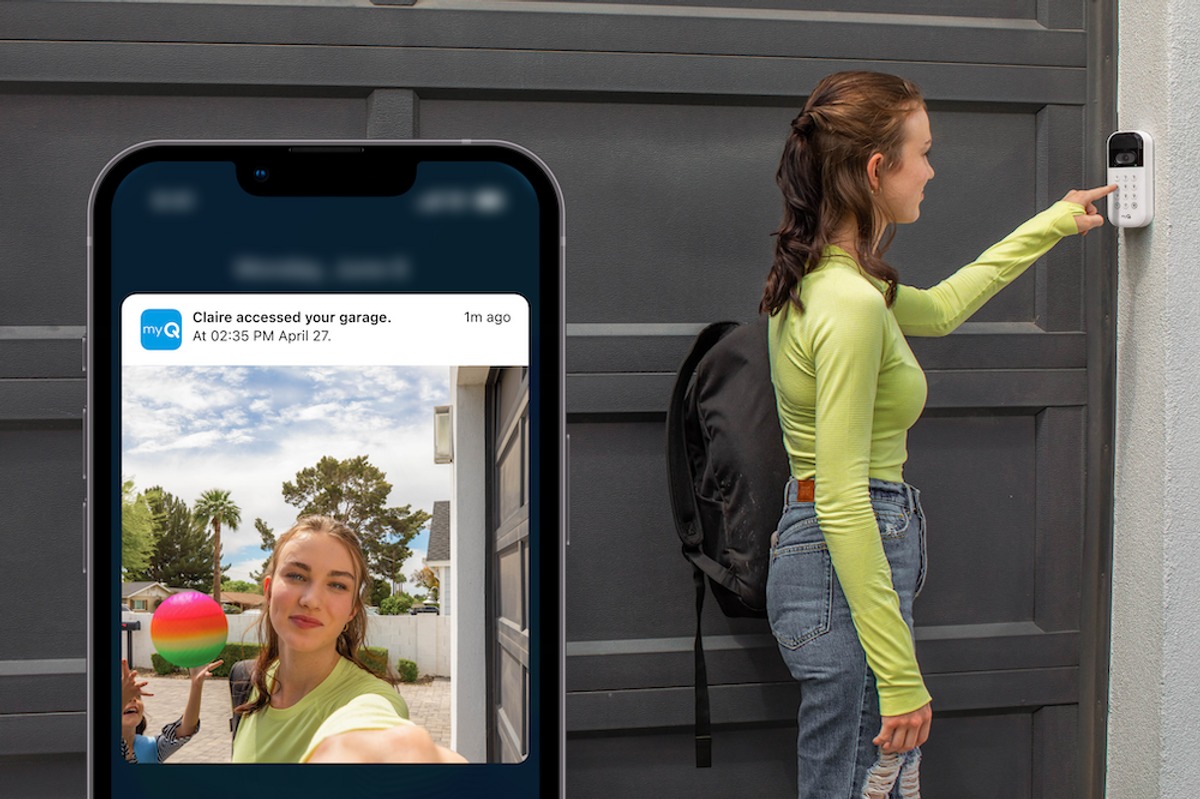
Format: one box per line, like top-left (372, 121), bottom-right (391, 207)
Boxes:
top-left (87, 143), bottom-right (563, 797)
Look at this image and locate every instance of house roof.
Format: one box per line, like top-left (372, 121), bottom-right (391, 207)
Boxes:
top-left (122, 581), bottom-right (173, 598)
top-left (220, 591), bottom-right (265, 607)
top-left (427, 500), bottom-right (450, 562)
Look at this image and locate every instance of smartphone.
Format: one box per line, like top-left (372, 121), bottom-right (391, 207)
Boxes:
top-left (87, 142), bottom-right (564, 797)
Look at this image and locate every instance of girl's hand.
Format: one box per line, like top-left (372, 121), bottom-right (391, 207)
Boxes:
top-left (188, 659), bottom-right (224, 688)
top-left (120, 659), bottom-right (153, 707)
top-left (1062, 184), bottom-right (1117, 235)
top-left (874, 701), bottom-right (932, 754)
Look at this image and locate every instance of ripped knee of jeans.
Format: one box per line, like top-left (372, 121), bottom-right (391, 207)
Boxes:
top-left (861, 749), bottom-right (921, 799)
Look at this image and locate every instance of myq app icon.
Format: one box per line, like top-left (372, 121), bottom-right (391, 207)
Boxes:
top-left (141, 309), bottom-right (183, 350)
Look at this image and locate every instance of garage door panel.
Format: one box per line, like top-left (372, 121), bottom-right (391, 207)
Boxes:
top-left (0, 93), bottom-right (362, 326)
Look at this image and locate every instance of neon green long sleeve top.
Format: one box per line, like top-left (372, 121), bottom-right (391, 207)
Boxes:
top-left (767, 201), bottom-right (1084, 716)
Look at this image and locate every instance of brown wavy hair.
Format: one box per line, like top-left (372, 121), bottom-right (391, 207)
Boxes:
top-left (234, 515), bottom-right (396, 719)
top-left (760, 71), bottom-right (925, 316)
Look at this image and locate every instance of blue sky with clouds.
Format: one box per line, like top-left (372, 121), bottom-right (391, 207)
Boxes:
top-left (122, 365), bottom-right (450, 587)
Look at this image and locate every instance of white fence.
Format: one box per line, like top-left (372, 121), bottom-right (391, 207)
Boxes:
top-left (120, 611), bottom-right (450, 678)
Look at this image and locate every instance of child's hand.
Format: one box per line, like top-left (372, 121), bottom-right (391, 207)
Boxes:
top-left (188, 659), bottom-right (224, 689)
top-left (121, 659), bottom-right (153, 708)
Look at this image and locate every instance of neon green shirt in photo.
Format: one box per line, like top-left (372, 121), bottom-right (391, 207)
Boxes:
top-left (232, 656), bottom-right (411, 763)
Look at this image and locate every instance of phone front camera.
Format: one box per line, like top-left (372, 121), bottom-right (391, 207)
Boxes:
top-left (253, 167), bottom-right (270, 182)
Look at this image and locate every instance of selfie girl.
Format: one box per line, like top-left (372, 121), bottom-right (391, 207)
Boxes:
top-left (761, 71), bottom-right (1113, 798)
top-left (120, 657), bottom-right (221, 763)
top-left (232, 514), bottom-right (462, 763)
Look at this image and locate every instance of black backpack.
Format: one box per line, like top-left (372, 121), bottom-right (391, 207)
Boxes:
top-left (229, 658), bottom-right (255, 748)
top-left (666, 316), bottom-right (791, 768)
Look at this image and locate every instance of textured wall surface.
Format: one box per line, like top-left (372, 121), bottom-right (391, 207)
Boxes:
top-left (450, 370), bottom-right (488, 762)
top-left (1110, 1), bottom-right (1200, 796)
top-left (1158, 3), bottom-right (1200, 796)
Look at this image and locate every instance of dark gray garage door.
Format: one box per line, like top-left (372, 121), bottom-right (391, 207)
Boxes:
top-left (488, 366), bottom-right (531, 763)
top-left (0, 1), bottom-right (1114, 796)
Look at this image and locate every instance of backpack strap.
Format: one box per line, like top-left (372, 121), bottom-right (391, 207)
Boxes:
top-left (692, 567), bottom-right (712, 768)
top-left (229, 659), bottom-right (255, 745)
top-left (666, 320), bottom-right (739, 769)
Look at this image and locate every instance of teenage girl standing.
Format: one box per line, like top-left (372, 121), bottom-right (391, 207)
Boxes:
top-left (761, 70), bottom-right (1113, 798)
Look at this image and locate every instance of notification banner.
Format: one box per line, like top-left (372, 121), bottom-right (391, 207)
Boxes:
top-left (121, 293), bottom-right (529, 366)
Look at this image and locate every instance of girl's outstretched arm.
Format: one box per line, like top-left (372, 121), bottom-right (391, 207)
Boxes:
top-left (178, 659), bottom-right (223, 738)
top-left (307, 725), bottom-right (467, 763)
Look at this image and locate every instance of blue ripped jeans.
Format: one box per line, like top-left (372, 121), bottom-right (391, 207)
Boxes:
top-left (767, 478), bottom-right (927, 799)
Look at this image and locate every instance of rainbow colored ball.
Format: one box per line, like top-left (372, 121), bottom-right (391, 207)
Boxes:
top-left (150, 592), bottom-right (228, 668)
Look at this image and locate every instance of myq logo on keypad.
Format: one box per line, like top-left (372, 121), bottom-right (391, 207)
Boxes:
top-left (140, 309), bottom-right (183, 350)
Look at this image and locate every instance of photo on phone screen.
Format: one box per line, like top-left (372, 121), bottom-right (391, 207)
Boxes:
top-left (87, 143), bottom-right (564, 797)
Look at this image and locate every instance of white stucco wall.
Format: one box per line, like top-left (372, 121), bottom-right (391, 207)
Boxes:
top-left (1109, 2), bottom-right (1200, 796)
top-left (450, 366), bottom-right (490, 761)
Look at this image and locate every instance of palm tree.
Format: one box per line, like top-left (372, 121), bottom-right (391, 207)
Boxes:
top-left (194, 489), bottom-right (241, 603)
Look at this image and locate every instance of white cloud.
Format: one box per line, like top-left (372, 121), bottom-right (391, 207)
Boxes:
top-left (305, 368), bottom-right (339, 383)
top-left (416, 374), bottom-right (447, 404)
top-left (229, 558), bottom-right (268, 585)
top-left (290, 402), bottom-right (340, 422)
top-left (128, 429), bottom-right (225, 455)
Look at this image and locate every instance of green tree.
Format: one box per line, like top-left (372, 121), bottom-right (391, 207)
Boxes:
top-left (380, 593), bottom-right (414, 616)
top-left (221, 579), bottom-right (262, 595)
top-left (133, 487), bottom-right (220, 590)
top-left (193, 489), bottom-right (241, 603)
top-left (281, 455), bottom-right (430, 588)
top-left (369, 579), bottom-right (392, 608)
top-left (121, 478), bottom-right (156, 578)
top-left (249, 518), bottom-right (276, 584)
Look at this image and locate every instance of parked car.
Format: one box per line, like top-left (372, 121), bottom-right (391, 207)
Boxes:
top-left (410, 604), bottom-right (440, 615)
